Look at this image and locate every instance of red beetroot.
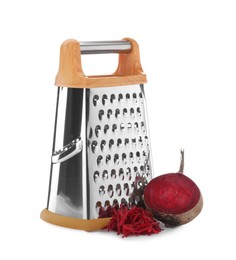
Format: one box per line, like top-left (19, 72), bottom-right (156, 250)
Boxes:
top-left (144, 150), bottom-right (203, 227)
top-left (106, 205), bottom-right (162, 237)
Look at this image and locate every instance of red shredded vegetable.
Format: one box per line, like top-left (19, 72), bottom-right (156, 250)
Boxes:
top-left (105, 205), bottom-right (162, 237)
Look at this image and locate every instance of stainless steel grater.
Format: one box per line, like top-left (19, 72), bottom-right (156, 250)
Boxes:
top-left (41, 38), bottom-right (153, 231)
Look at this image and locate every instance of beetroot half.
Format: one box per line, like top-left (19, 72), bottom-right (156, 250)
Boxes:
top-left (144, 150), bottom-right (203, 227)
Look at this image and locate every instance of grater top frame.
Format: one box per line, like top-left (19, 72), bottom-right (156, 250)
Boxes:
top-left (55, 38), bottom-right (147, 89)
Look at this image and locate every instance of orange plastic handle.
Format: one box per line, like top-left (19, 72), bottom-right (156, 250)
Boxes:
top-left (55, 38), bottom-right (147, 88)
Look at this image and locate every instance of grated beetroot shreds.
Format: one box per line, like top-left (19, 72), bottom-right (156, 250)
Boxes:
top-left (105, 205), bottom-right (162, 237)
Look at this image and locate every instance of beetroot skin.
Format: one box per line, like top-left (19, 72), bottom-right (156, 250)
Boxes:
top-left (144, 150), bottom-right (203, 227)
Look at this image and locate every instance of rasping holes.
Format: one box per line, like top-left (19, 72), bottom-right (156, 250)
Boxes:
top-left (116, 184), bottom-right (122, 196)
top-left (104, 124), bottom-right (109, 134)
top-left (111, 169), bottom-right (117, 179)
top-left (108, 185), bottom-right (114, 198)
top-left (98, 109), bottom-right (104, 120)
top-left (93, 95), bottom-right (99, 106)
top-left (102, 94), bottom-right (108, 105)
top-left (99, 186), bottom-right (105, 196)
top-left (93, 171), bottom-right (100, 182)
top-left (102, 170), bottom-right (108, 180)
top-left (100, 140), bottom-right (106, 151)
top-left (95, 125), bottom-right (101, 137)
top-left (107, 109), bottom-right (112, 119)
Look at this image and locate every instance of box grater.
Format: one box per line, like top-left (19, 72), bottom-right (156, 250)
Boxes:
top-left (40, 38), bottom-right (153, 231)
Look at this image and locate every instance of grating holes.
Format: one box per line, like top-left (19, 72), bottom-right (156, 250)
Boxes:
top-left (110, 94), bottom-right (116, 103)
top-left (91, 141), bottom-right (98, 153)
top-left (96, 201), bottom-right (102, 208)
top-left (97, 155), bottom-right (103, 166)
top-left (126, 93), bottom-right (130, 100)
top-left (137, 107), bottom-right (141, 115)
top-left (119, 168), bottom-right (124, 180)
top-left (109, 139), bottom-right (114, 149)
top-left (123, 108), bottom-right (128, 116)
top-left (99, 185), bottom-right (105, 196)
top-left (124, 138), bottom-right (129, 145)
top-left (141, 121), bottom-right (145, 132)
top-left (106, 154), bottom-right (111, 164)
top-left (96, 201), bottom-right (102, 212)
top-left (118, 93), bottom-right (123, 101)
top-left (142, 151), bottom-right (147, 158)
top-left (112, 124), bottom-right (117, 132)
top-left (139, 92), bottom-right (143, 98)
top-left (124, 183), bottom-right (129, 196)
top-left (133, 93), bottom-right (137, 103)
top-left (111, 169), bottom-right (117, 179)
top-left (121, 198), bottom-right (127, 206)
top-left (144, 136), bottom-right (148, 142)
top-left (126, 167), bottom-right (131, 174)
top-left (93, 171), bottom-right (100, 183)
top-left (130, 182), bottom-right (135, 193)
top-left (134, 166), bottom-right (138, 172)
top-left (130, 107), bottom-right (135, 116)
top-left (117, 138), bottom-right (122, 147)
top-left (129, 152), bottom-right (134, 158)
top-left (93, 95), bottom-right (99, 106)
top-left (114, 153), bottom-right (119, 164)
top-left (102, 170), bottom-right (108, 180)
top-left (127, 122), bottom-right (132, 129)
top-left (100, 140), bottom-right (106, 151)
top-left (120, 123), bottom-right (125, 130)
top-left (95, 125), bottom-right (101, 137)
top-left (107, 185), bottom-right (114, 198)
top-left (122, 153), bottom-right (127, 160)
top-left (126, 167), bottom-right (131, 180)
top-left (115, 108), bottom-right (120, 118)
top-left (140, 165), bottom-right (144, 172)
top-left (98, 109), bottom-right (104, 120)
top-left (116, 184), bottom-right (121, 196)
top-left (134, 122), bottom-right (139, 130)
top-left (122, 153), bottom-right (127, 164)
top-left (137, 180), bottom-right (144, 189)
top-left (132, 138), bottom-right (136, 145)
top-left (89, 128), bottom-right (93, 139)
top-left (107, 109), bottom-right (112, 119)
top-left (105, 200), bottom-right (110, 207)
top-left (104, 124), bottom-right (109, 134)
top-left (129, 152), bottom-right (134, 163)
top-left (113, 199), bottom-right (119, 207)
top-left (102, 94), bottom-right (108, 105)
top-left (144, 178), bottom-right (148, 185)
top-left (136, 152), bottom-right (141, 162)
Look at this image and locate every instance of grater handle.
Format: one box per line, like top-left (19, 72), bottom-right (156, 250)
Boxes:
top-left (80, 41), bottom-right (132, 54)
top-left (55, 38), bottom-right (147, 88)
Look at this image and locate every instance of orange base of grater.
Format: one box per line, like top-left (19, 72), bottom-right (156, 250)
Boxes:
top-left (40, 209), bottom-right (111, 231)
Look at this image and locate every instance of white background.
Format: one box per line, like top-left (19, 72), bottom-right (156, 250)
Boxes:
top-left (0, 0), bottom-right (236, 259)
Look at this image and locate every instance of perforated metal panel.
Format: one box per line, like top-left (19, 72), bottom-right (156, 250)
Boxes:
top-left (86, 84), bottom-right (152, 218)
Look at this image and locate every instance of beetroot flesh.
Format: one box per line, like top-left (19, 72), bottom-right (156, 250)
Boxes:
top-left (143, 150), bottom-right (203, 227)
top-left (105, 205), bottom-right (162, 237)
top-left (144, 173), bottom-right (201, 215)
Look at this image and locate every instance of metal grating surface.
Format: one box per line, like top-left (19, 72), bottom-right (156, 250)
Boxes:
top-left (86, 84), bottom-right (152, 219)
